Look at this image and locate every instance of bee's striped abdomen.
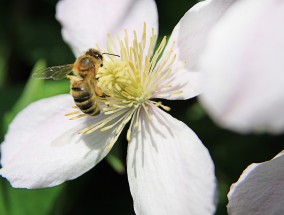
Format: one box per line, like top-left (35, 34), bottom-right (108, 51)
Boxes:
top-left (71, 86), bottom-right (100, 116)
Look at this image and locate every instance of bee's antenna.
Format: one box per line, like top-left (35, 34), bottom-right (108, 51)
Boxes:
top-left (102, 53), bottom-right (120, 58)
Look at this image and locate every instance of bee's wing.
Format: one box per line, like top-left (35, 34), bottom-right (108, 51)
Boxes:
top-left (32, 64), bottom-right (74, 80)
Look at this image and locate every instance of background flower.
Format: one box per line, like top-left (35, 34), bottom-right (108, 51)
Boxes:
top-left (198, 0), bottom-right (284, 214)
top-left (199, 0), bottom-right (284, 134)
top-left (227, 151), bottom-right (284, 215)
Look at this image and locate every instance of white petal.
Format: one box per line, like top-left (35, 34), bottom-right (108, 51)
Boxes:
top-left (228, 151), bottom-right (284, 215)
top-left (0, 95), bottom-right (119, 188)
top-left (200, 0), bottom-right (284, 133)
top-left (127, 105), bottom-right (216, 215)
top-left (157, 0), bottom-right (237, 100)
top-left (56, 0), bottom-right (158, 57)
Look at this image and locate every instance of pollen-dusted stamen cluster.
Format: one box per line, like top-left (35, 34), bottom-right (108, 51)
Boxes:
top-left (97, 60), bottom-right (148, 109)
top-left (76, 24), bottom-right (180, 147)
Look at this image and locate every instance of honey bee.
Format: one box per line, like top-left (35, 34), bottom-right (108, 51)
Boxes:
top-left (33, 49), bottom-right (106, 116)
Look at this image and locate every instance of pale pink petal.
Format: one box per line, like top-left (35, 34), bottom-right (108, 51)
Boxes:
top-left (228, 151), bottom-right (284, 215)
top-left (0, 95), bottom-right (121, 188)
top-left (127, 105), bottom-right (216, 214)
top-left (56, 0), bottom-right (158, 57)
top-left (156, 0), bottom-right (237, 100)
top-left (200, 0), bottom-right (284, 133)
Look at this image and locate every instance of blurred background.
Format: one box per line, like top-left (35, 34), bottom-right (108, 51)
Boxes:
top-left (0, 0), bottom-right (283, 214)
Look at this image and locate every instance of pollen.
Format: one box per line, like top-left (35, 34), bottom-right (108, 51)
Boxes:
top-left (97, 60), bottom-right (147, 105)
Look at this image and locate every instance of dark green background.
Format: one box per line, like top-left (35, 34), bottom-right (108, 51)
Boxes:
top-left (0, 0), bottom-right (283, 214)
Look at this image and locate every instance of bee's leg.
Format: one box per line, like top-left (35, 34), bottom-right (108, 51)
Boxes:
top-left (66, 74), bottom-right (82, 81)
top-left (67, 75), bottom-right (84, 95)
top-left (67, 75), bottom-right (83, 91)
top-left (95, 86), bottom-right (108, 98)
top-left (94, 85), bottom-right (104, 97)
top-left (91, 105), bottom-right (101, 116)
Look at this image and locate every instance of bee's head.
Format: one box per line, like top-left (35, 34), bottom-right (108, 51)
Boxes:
top-left (86, 49), bottom-right (103, 67)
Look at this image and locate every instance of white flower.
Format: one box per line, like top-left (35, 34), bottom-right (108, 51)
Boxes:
top-left (197, 1), bottom-right (284, 213)
top-left (199, 0), bottom-right (284, 133)
top-left (227, 151), bottom-right (284, 215)
top-left (0, 0), bottom-right (235, 214)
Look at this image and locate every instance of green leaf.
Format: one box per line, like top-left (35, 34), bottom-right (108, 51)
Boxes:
top-left (106, 140), bottom-right (125, 174)
top-left (42, 79), bottom-right (69, 98)
top-left (186, 102), bottom-right (206, 121)
top-left (3, 60), bottom-right (46, 130)
top-left (0, 179), bottom-right (64, 215)
top-left (0, 44), bottom-right (10, 88)
top-left (106, 153), bottom-right (125, 174)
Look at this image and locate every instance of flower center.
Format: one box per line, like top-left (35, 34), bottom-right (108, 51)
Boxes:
top-left (97, 60), bottom-right (149, 108)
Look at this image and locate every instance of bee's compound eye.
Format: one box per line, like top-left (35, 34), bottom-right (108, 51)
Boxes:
top-left (93, 52), bottom-right (103, 61)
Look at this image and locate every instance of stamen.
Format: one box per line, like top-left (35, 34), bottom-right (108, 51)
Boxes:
top-left (124, 29), bottom-right (130, 59)
top-left (65, 111), bottom-right (82, 116)
top-left (126, 106), bottom-right (142, 141)
top-left (151, 101), bottom-right (171, 112)
top-left (79, 109), bottom-right (128, 134)
top-left (149, 36), bottom-right (167, 74)
top-left (107, 33), bottom-right (118, 58)
top-left (100, 116), bottom-right (125, 132)
top-left (142, 103), bottom-right (152, 122)
top-left (172, 90), bottom-right (183, 94)
top-left (116, 110), bottom-right (133, 134)
top-left (134, 106), bottom-right (141, 127)
top-left (106, 109), bottom-right (135, 150)
top-left (69, 114), bottom-right (86, 120)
